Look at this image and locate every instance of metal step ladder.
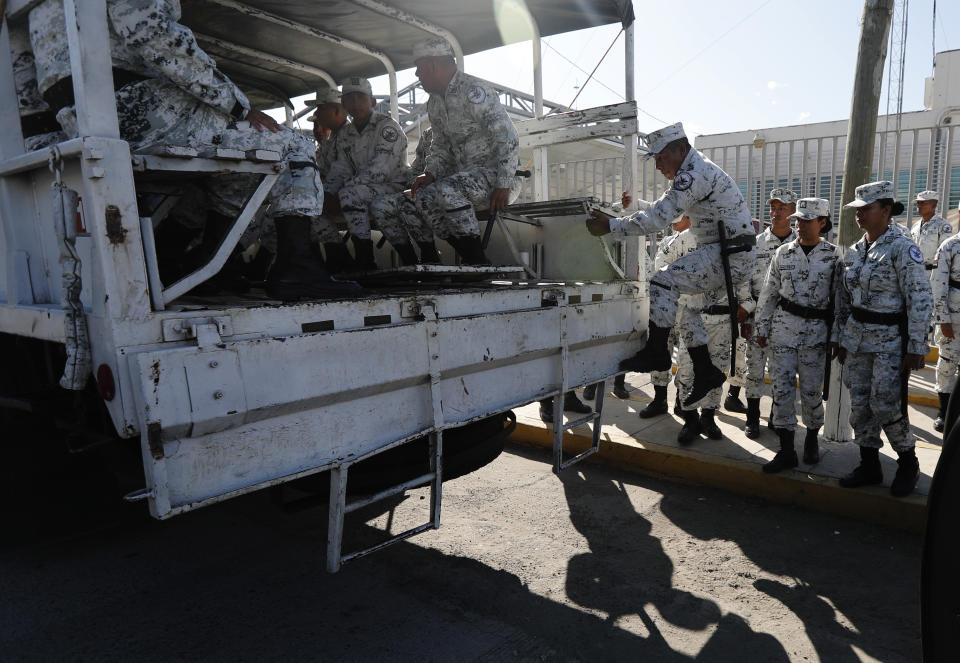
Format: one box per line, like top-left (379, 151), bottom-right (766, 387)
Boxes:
top-left (551, 381), bottom-right (605, 473)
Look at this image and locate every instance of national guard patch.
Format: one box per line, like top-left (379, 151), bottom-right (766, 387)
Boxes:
top-left (380, 125), bottom-right (399, 143)
top-left (467, 85), bottom-right (486, 104)
top-left (673, 171), bottom-right (693, 191)
top-left (909, 245), bottom-right (923, 263)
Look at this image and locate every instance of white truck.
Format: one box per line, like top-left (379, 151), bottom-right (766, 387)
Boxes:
top-left (0, 0), bottom-right (645, 571)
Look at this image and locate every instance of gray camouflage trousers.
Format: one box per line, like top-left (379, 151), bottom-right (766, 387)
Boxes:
top-left (730, 337), bottom-right (747, 388)
top-left (676, 313), bottom-right (732, 410)
top-left (935, 327), bottom-right (960, 393)
top-left (369, 190), bottom-right (436, 246)
top-left (843, 350), bottom-right (914, 451)
top-left (415, 167), bottom-right (521, 239)
top-left (769, 344), bottom-right (825, 431)
top-left (744, 338), bottom-right (771, 398)
top-left (57, 79), bottom-right (323, 251)
top-left (338, 183), bottom-right (403, 240)
top-left (650, 245), bottom-right (755, 348)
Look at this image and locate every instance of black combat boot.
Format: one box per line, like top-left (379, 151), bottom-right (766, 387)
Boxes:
top-left (352, 237), bottom-right (378, 271)
top-left (266, 216), bottom-right (363, 300)
top-left (538, 397), bottom-right (554, 424)
top-left (803, 428), bottom-right (820, 464)
top-left (612, 374), bottom-right (630, 399)
top-left (763, 428), bottom-right (798, 473)
top-left (674, 395), bottom-right (682, 416)
top-left (582, 384), bottom-right (597, 400)
top-left (639, 384), bottom-right (668, 418)
top-left (417, 241), bottom-right (442, 264)
top-left (767, 402), bottom-right (776, 430)
top-left (890, 449), bottom-right (920, 497)
top-left (682, 345), bottom-right (727, 407)
top-left (700, 409), bottom-right (722, 439)
top-left (393, 243), bottom-right (419, 266)
top-left (449, 235), bottom-right (491, 265)
top-left (723, 385), bottom-right (747, 413)
top-left (838, 445), bottom-right (883, 488)
top-left (322, 241), bottom-right (356, 274)
top-left (620, 323), bottom-right (672, 373)
top-left (934, 392), bottom-right (950, 433)
top-left (182, 211), bottom-right (250, 294)
top-left (677, 410), bottom-right (702, 445)
top-left (745, 398), bottom-right (761, 439)
top-left (563, 391), bottom-right (592, 414)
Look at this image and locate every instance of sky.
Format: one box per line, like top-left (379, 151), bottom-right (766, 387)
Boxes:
top-left (284, 0), bottom-right (959, 142)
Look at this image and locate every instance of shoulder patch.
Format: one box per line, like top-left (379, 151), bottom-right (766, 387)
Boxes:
top-left (909, 245), bottom-right (923, 263)
top-left (467, 85), bottom-right (486, 104)
top-left (673, 171), bottom-right (693, 191)
top-left (380, 125), bottom-right (399, 143)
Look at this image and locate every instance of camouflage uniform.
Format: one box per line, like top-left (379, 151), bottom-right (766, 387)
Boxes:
top-left (931, 232), bottom-right (960, 392)
top-left (310, 125), bottom-right (344, 244)
top-left (324, 111), bottom-right (409, 240)
top-left (650, 228), bottom-right (697, 387)
top-left (9, 21), bottom-right (64, 150)
top-left (911, 214), bottom-right (953, 278)
top-left (677, 279), bottom-right (752, 409)
top-left (416, 71), bottom-right (522, 239)
top-left (755, 239), bottom-right (839, 431)
top-left (610, 148), bottom-right (756, 348)
top-left (369, 128), bottom-right (436, 246)
top-left (29, 0), bottom-right (323, 252)
top-left (834, 228), bottom-right (933, 451)
top-left (745, 226), bottom-right (796, 398)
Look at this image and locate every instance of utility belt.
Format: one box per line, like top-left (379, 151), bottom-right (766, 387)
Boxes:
top-left (702, 305), bottom-right (731, 316)
top-left (926, 264), bottom-right (936, 270)
top-left (850, 306), bottom-right (907, 326)
top-left (949, 278), bottom-right (960, 290)
top-left (43, 68), bottom-right (150, 111)
top-left (778, 298), bottom-right (830, 321)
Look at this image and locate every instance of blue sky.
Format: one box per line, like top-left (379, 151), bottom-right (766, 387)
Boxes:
top-left (289, 0), bottom-right (958, 140)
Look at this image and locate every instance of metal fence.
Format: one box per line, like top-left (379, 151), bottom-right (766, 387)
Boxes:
top-left (517, 156), bottom-right (626, 206)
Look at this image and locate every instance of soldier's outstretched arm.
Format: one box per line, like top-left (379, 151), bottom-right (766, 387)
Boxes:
top-left (607, 179), bottom-right (701, 236)
top-left (106, 0), bottom-right (249, 118)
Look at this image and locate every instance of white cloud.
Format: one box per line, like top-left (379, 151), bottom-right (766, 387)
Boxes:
top-left (799, 111), bottom-right (812, 120)
top-left (767, 80), bottom-right (779, 90)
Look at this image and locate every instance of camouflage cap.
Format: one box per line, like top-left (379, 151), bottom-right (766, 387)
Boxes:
top-left (789, 197), bottom-right (830, 220)
top-left (767, 188), bottom-right (797, 205)
top-left (640, 122), bottom-right (685, 159)
top-left (413, 37), bottom-right (455, 61)
top-left (915, 190), bottom-right (939, 202)
top-left (844, 180), bottom-right (896, 208)
top-left (340, 77), bottom-right (373, 97)
top-left (306, 87), bottom-right (342, 108)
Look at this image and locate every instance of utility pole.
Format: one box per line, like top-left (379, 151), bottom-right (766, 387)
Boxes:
top-left (837, 0), bottom-right (895, 247)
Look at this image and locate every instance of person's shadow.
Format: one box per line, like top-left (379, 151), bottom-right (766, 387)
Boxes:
top-left (560, 467), bottom-right (790, 661)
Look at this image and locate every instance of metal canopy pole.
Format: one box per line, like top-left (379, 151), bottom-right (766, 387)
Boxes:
top-left (531, 16), bottom-right (549, 202)
top-left (194, 33), bottom-right (337, 89)
top-left (350, 0), bottom-right (465, 72)
top-left (623, 21), bottom-right (642, 273)
top-left (206, 0), bottom-right (399, 121)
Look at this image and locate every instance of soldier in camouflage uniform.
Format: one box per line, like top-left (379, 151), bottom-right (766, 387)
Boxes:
top-left (9, 21), bottom-right (64, 150)
top-left (911, 190), bottom-right (953, 278)
top-left (410, 38), bottom-right (522, 265)
top-left (304, 88), bottom-right (350, 267)
top-left (587, 122), bottom-right (756, 408)
top-left (29, 0), bottom-right (358, 299)
top-left (755, 198), bottom-right (839, 472)
top-left (368, 128), bottom-right (442, 265)
top-left (832, 182), bottom-right (932, 497)
top-left (322, 77), bottom-right (409, 271)
top-left (675, 277), bottom-right (752, 444)
top-left (930, 207), bottom-right (960, 431)
top-left (742, 189), bottom-right (797, 438)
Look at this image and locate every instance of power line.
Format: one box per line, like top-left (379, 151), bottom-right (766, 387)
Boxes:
top-left (644, 0), bottom-right (777, 95)
top-left (541, 36), bottom-right (668, 124)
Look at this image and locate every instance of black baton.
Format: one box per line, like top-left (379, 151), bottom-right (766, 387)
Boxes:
top-left (716, 220), bottom-right (740, 376)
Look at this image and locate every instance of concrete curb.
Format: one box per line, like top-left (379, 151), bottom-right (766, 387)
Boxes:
top-left (509, 422), bottom-right (927, 534)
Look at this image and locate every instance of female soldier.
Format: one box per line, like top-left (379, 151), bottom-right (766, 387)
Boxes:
top-left (830, 182), bottom-right (933, 497)
top-left (755, 199), bottom-right (838, 472)
top-left (930, 203), bottom-right (960, 431)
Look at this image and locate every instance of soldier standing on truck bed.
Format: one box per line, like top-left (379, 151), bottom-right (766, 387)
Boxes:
top-left (369, 128), bottom-right (443, 266)
top-left (587, 122), bottom-right (757, 407)
top-left (321, 77), bottom-right (409, 271)
top-left (28, 0), bottom-right (359, 300)
top-left (410, 37), bottom-right (523, 266)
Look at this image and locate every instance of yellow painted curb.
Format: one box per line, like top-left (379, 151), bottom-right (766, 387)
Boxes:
top-left (509, 422), bottom-right (926, 534)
